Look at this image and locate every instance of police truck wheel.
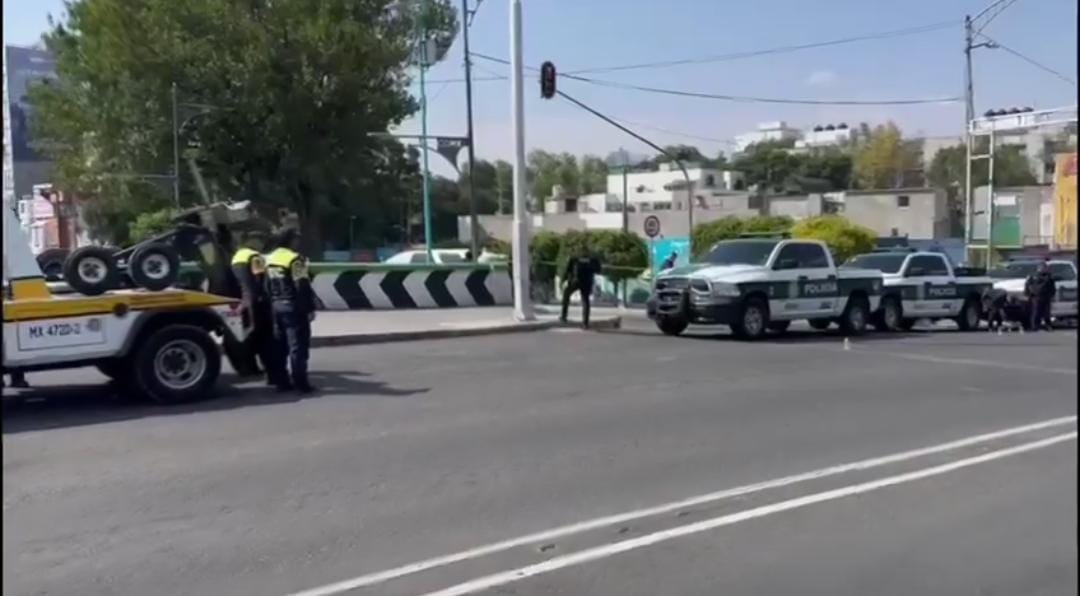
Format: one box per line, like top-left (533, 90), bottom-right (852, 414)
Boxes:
top-left (873, 296), bottom-right (902, 332)
top-left (955, 297), bottom-right (981, 331)
top-left (129, 242), bottom-right (181, 291)
top-left (732, 297), bottom-right (769, 341)
top-left (63, 246), bottom-right (120, 296)
top-left (131, 325), bottom-right (221, 405)
top-left (839, 295), bottom-right (869, 336)
top-left (656, 316), bottom-right (688, 336)
top-left (808, 318), bottom-right (832, 331)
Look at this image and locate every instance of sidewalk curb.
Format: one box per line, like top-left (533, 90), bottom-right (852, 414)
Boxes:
top-left (311, 316), bottom-right (621, 347)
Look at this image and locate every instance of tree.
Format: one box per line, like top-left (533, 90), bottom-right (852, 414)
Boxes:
top-left (797, 149), bottom-right (853, 191)
top-left (30, 0), bottom-right (458, 249)
top-left (926, 142), bottom-right (1036, 190)
top-left (129, 208), bottom-right (178, 243)
top-left (493, 159), bottom-right (513, 214)
top-left (691, 215), bottom-right (793, 258)
top-left (791, 216), bottom-right (876, 262)
top-left (852, 122), bottom-right (920, 189)
top-left (555, 230), bottom-right (647, 284)
top-left (732, 141), bottom-right (803, 193)
top-left (579, 155), bottom-right (608, 194)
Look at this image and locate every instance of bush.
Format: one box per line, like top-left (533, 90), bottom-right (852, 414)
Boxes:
top-left (129, 209), bottom-right (178, 243)
top-left (555, 229), bottom-right (647, 283)
top-left (691, 215), bottom-right (793, 258)
top-left (530, 230), bottom-right (563, 285)
top-left (791, 215), bottom-right (876, 262)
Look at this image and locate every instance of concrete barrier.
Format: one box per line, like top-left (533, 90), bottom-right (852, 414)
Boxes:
top-left (42, 263), bottom-right (514, 311)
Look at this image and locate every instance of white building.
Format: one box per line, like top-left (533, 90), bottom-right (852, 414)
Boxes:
top-left (733, 121), bottom-right (802, 152)
top-left (794, 123), bottom-right (854, 149)
top-left (605, 162), bottom-right (745, 212)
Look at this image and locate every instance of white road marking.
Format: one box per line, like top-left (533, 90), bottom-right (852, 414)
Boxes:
top-left (421, 432), bottom-right (1077, 596)
top-left (845, 348), bottom-right (1077, 375)
top-left (285, 416), bottom-right (1076, 596)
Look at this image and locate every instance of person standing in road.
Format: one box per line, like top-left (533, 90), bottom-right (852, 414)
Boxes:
top-left (232, 231), bottom-right (290, 390)
top-left (265, 229), bottom-right (317, 393)
top-left (1024, 260), bottom-right (1057, 331)
top-left (560, 249), bottom-right (601, 329)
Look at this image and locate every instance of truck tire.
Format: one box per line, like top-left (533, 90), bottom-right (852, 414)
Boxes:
top-left (130, 324), bottom-right (222, 405)
top-left (36, 248), bottom-right (70, 281)
top-left (63, 246), bottom-right (119, 296)
top-left (955, 297), bottom-right (981, 331)
top-left (872, 296), bottom-right (902, 332)
top-left (656, 316), bottom-right (689, 336)
top-left (732, 296), bottom-right (769, 341)
top-left (808, 318), bottom-right (832, 331)
top-left (129, 242), bottom-right (181, 291)
top-left (839, 294), bottom-right (870, 336)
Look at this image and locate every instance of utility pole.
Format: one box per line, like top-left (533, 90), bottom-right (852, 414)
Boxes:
top-left (171, 82), bottom-right (180, 208)
top-left (462, 0), bottom-right (480, 260)
top-left (509, 0), bottom-right (533, 321)
top-left (418, 7), bottom-right (434, 262)
top-left (963, 15), bottom-right (975, 253)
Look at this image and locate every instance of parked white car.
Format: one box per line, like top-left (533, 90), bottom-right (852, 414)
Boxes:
top-left (384, 249), bottom-right (470, 265)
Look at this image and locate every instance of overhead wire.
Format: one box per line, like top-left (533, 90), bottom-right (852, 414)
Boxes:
top-left (977, 33), bottom-right (1077, 85)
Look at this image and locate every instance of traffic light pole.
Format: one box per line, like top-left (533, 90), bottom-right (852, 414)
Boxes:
top-left (509, 0), bottom-right (533, 321)
top-left (462, 0), bottom-right (480, 261)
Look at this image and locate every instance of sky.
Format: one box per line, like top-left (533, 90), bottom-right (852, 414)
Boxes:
top-left (5, 0), bottom-right (1077, 178)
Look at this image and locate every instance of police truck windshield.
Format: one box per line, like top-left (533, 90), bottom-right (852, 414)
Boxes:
top-left (989, 262), bottom-right (1039, 279)
top-left (703, 240), bottom-right (779, 266)
top-left (844, 254), bottom-right (907, 273)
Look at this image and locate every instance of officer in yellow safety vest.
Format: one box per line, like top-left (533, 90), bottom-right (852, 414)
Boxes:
top-left (231, 232), bottom-right (289, 390)
top-left (264, 229), bottom-right (317, 393)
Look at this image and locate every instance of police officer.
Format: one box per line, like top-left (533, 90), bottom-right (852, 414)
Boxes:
top-left (265, 229), bottom-right (317, 393)
top-left (232, 231), bottom-right (289, 390)
top-left (560, 249), bottom-right (601, 329)
top-left (1024, 260), bottom-right (1057, 331)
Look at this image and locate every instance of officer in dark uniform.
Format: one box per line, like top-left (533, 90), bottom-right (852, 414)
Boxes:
top-left (560, 250), bottom-right (602, 329)
top-left (1024, 261), bottom-right (1057, 331)
top-left (231, 231), bottom-right (289, 390)
top-left (264, 229), bottom-right (317, 393)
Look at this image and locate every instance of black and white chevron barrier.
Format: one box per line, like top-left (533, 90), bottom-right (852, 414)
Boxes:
top-left (311, 267), bottom-right (513, 310)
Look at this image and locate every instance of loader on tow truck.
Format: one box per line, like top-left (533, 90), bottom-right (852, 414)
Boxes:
top-left (3, 198), bottom-right (253, 404)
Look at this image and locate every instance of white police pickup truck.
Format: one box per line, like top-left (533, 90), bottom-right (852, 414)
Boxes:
top-left (646, 238), bottom-right (882, 340)
top-left (843, 250), bottom-right (992, 331)
top-left (988, 259), bottom-right (1079, 326)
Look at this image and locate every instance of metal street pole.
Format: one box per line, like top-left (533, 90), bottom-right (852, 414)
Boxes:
top-left (963, 15), bottom-right (974, 254)
top-left (419, 38), bottom-right (434, 262)
top-left (986, 127), bottom-right (996, 267)
top-left (510, 0), bottom-right (533, 321)
top-left (462, 0), bottom-right (480, 260)
top-left (171, 82), bottom-right (180, 208)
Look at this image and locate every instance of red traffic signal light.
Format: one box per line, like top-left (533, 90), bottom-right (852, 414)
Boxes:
top-left (540, 61), bottom-right (556, 99)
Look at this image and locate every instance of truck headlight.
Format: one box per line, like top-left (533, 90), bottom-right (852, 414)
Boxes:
top-left (712, 282), bottom-right (740, 297)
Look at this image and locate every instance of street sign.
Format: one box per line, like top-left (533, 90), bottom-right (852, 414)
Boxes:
top-left (643, 215), bottom-right (661, 238)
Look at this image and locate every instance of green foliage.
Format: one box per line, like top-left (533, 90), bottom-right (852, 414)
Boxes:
top-left (552, 230), bottom-right (647, 283)
top-left (530, 230), bottom-right (563, 285)
top-left (29, 0), bottom-right (458, 249)
top-left (691, 215), bottom-right (794, 258)
top-left (926, 142), bottom-right (1036, 189)
top-left (852, 122), bottom-right (920, 189)
top-left (732, 141), bottom-right (803, 192)
top-left (129, 208), bottom-right (178, 243)
top-left (526, 150), bottom-right (608, 201)
top-left (791, 216), bottom-right (876, 262)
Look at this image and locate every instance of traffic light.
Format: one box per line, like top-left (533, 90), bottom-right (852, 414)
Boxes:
top-left (540, 61), bottom-right (556, 99)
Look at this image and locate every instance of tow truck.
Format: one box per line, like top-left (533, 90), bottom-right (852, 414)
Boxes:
top-left (843, 249), bottom-right (992, 331)
top-left (646, 236), bottom-right (883, 340)
top-left (3, 198), bottom-right (253, 404)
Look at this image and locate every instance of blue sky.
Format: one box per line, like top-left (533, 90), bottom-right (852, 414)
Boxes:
top-left (6, 0), bottom-right (1077, 177)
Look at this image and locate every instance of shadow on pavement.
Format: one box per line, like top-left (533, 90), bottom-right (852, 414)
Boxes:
top-left (601, 326), bottom-right (926, 344)
top-left (1, 370), bottom-right (428, 434)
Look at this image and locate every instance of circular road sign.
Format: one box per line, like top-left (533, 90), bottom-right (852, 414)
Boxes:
top-left (643, 215), bottom-right (661, 238)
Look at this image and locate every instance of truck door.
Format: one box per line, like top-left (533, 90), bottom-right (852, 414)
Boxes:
top-left (770, 243), bottom-right (838, 318)
top-left (903, 255), bottom-right (957, 317)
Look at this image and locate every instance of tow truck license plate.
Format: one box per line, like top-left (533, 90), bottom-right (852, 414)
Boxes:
top-left (17, 317), bottom-right (107, 350)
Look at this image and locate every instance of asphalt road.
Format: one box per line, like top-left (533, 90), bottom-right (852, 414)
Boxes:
top-left (3, 322), bottom-right (1076, 596)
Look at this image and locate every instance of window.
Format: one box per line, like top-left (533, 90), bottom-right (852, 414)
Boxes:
top-left (705, 241), bottom-right (780, 266)
top-left (409, 252), bottom-right (429, 264)
top-left (774, 243), bottom-right (830, 269)
top-left (906, 255), bottom-right (949, 277)
top-left (565, 198), bottom-right (578, 213)
top-left (844, 254), bottom-right (907, 274)
top-left (897, 195), bottom-right (910, 208)
top-left (704, 174), bottom-right (716, 187)
top-left (1049, 263), bottom-right (1077, 281)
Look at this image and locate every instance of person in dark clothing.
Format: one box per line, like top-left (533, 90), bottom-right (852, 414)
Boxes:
top-left (265, 229), bottom-right (317, 393)
top-left (232, 231), bottom-right (290, 390)
top-left (560, 251), bottom-right (601, 329)
top-left (1024, 261), bottom-right (1057, 331)
top-left (661, 251), bottom-right (678, 271)
top-left (3, 371), bottom-right (29, 389)
top-left (982, 287), bottom-right (1008, 332)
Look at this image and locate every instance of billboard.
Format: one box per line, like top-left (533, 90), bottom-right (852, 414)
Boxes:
top-left (1054, 153), bottom-right (1077, 249)
top-left (3, 45), bottom-right (57, 206)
